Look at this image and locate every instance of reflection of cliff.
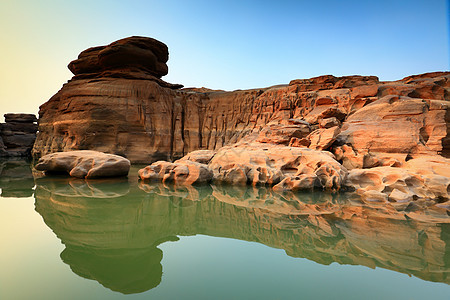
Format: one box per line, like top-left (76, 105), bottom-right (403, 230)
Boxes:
top-left (60, 246), bottom-right (162, 294)
top-left (0, 159), bottom-right (34, 197)
top-left (34, 180), bottom-right (450, 295)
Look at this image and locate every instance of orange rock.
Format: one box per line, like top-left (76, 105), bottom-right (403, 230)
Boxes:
top-left (319, 117), bottom-right (340, 129)
top-left (256, 123), bottom-right (310, 145)
top-left (345, 162), bottom-right (450, 202)
top-left (338, 95), bottom-right (450, 156)
top-left (138, 160), bottom-right (213, 185)
top-left (308, 126), bottom-right (340, 150)
top-left (209, 142), bottom-right (347, 190)
top-left (288, 137), bottom-right (310, 147)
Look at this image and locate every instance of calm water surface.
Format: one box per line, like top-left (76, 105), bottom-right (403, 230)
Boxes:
top-left (0, 160), bottom-right (449, 299)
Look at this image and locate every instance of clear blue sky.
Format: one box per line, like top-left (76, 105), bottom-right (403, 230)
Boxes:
top-left (0, 0), bottom-right (448, 119)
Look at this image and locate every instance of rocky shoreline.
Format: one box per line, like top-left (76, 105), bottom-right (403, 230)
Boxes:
top-left (27, 36), bottom-right (450, 212)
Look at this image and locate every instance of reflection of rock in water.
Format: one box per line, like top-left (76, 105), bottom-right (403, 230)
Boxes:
top-left (35, 177), bottom-right (130, 198)
top-left (0, 159), bottom-right (34, 197)
top-left (61, 246), bottom-right (162, 294)
top-left (35, 180), bottom-right (450, 295)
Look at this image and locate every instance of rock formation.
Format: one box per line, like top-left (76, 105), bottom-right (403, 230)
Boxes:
top-left (32, 36), bottom-right (450, 202)
top-left (0, 113), bottom-right (38, 157)
top-left (35, 150), bottom-right (130, 178)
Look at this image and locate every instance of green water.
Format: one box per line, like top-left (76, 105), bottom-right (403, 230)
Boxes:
top-left (0, 160), bottom-right (449, 299)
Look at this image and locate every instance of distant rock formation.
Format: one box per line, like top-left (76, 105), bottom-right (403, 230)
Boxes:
top-left (0, 113), bottom-right (38, 157)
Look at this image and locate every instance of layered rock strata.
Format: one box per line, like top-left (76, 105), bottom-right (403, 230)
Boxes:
top-left (32, 36), bottom-right (450, 201)
top-left (1, 113), bottom-right (38, 157)
top-left (33, 40), bottom-right (450, 164)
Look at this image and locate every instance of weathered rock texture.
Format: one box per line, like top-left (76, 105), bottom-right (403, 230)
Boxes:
top-left (32, 36), bottom-right (450, 200)
top-left (1, 113), bottom-right (38, 157)
top-left (33, 39), bottom-right (450, 164)
top-left (35, 150), bottom-right (130, 178)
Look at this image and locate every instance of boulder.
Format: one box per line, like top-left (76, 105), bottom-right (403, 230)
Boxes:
top-left (208, 142), bottom-right (347, 190)
top-left (138, 160), bottom-right (213, 185)
top-left (174, 150), bottom-right (216, 164)
top-left (35, 150), bottom-right (130, 178)
top-left (308, 126), bottom-right (340, 150)
top-left (319, 117), bottom-right (340, 129)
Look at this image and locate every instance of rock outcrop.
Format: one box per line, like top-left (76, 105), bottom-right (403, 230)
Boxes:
top-left (32, 36), bottom-right (450, 201)
top-left (0, 113), bottom-right (38, 157)
top-left (32, 38), bottom-right (450, 164)
top-left (35, 150), bottom-right (130, 178)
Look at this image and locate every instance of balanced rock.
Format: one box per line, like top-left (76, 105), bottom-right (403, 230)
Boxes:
top-left (35, 150), bottom-right (130, 178)
top-left (68, 36), bottom-right (169, 79)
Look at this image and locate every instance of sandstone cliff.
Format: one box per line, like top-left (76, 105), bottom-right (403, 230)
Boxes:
top-left (32, 37), bottom-right (449, 164)
top-left (32, 37), bottom-right (450, 203)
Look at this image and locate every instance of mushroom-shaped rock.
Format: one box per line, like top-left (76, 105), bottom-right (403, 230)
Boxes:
top-left (68, 36), bottom-right (169, 78)
top-left (35, 150), bottom-right (130, 178)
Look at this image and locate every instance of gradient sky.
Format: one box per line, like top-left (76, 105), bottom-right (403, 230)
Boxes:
top-left (0, 0), bottom-right (448, 121)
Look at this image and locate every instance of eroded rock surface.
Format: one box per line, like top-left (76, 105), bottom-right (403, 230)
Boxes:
top-left (138, 160), bottom-right (213, 185)
top-left (35, 150), bottom-right (130, 178)
top-left (31, 36), bottom-right (450, 201)
top-left (140, 142), bottom-right (347, 191)
top-left (33, 40), bottom-right (450, 165)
